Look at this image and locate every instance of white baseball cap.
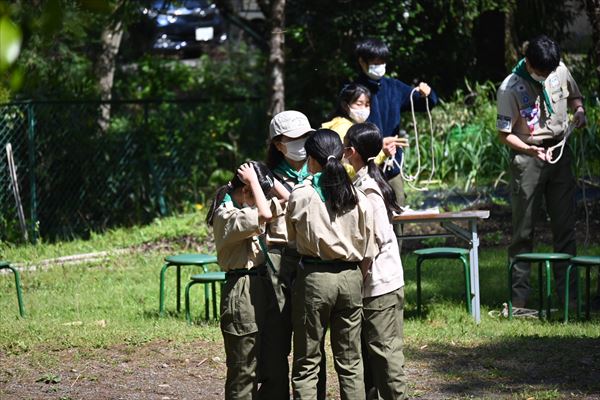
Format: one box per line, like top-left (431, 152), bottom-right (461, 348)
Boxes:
top-left (269, 110), bottom-right (314, 140)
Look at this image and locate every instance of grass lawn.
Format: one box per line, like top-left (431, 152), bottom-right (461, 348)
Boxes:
top-left (1, 212), bottom-right (599, 399)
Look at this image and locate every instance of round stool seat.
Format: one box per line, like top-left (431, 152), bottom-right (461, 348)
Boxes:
top-left (164, 254), bottom-right (217, 265)
top-left (514, 252), bottom-right (572, 262)
top-left (414, 247), bottom-right (469, 258)
top-left (570, 256), bottom-right (600, 266)
top-left (190, 272), bottom-right (226, 282)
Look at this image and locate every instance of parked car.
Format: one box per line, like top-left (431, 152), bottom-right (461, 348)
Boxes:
top-left (142, 0), bottom-right (227, 55)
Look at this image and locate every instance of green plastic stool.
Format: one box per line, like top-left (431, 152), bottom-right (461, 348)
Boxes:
top-left (508, 252), bottom-right (572, 320)
top-left (414, 247), bottom-right (471, 316)
top-left (185, 271), bottom-right (227, 323)
top-left (159, 254), bottom-right (218, 316)
top-left (1, 261), bottom-right (25, 317)
top-left (564, 256), bottom-right (600, 322)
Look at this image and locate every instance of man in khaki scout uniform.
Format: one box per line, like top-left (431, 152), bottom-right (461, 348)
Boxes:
top-left (496, 35), bottom-right (587, 310)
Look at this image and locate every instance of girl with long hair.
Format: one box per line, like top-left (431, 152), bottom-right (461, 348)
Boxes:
top-left (286, 129), bottom-right (377, 399)
top-left (206, 161), bottom-right (289, 399)
top-left (344, 122), bottom-right (407, 399)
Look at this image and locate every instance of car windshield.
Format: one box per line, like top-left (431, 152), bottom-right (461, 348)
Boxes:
top-left (151, 1), bottom-right (210, 11)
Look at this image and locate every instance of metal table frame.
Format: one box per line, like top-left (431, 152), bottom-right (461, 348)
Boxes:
top-left (393, 210), bottom-right (490, 323)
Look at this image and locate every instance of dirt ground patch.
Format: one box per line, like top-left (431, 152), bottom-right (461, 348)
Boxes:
top-left (2, 337), bottom-right (600, 400)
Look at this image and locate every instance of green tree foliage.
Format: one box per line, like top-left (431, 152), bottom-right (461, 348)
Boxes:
top-left (284, 0), bottom-right (581, 123)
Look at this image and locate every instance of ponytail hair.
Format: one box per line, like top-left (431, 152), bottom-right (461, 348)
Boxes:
top-left (346, 123), bottom-right (401, 214)
top-left (304, 129), bottom-right (357, 214)
top-left (206, 161), bottom-right (275, 226)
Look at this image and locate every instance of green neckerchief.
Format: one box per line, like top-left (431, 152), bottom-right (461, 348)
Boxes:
top-left (222, 192), bottom-right (240, 208)
top-left (311, 172), bottom-right (326, 202)
top-left (512, 58), bottom-right (554, 115)
top-left (224, 193), bottom-right (276, 274)
top-left (273, 160), bottom-right (309, 184)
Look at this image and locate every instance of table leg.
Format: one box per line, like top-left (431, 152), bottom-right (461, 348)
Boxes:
top-left (468, 220), bottom-right (481, 324)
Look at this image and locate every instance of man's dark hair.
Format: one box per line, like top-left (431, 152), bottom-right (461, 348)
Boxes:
top-left (355, 38), bottom-right (390, 63)
top-left (525, 35), bottom-right (560, 74)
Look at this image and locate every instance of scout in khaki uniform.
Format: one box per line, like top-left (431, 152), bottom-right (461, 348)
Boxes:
top-left (264, 110), bottom-right (315, 398)
top-left (286, 129), bottom-right (378, 400)
top-left (496, 35), bottom-right (587, 310)
top-left (344, 122), bottom-right (408, 400)
top-left (206, 161), bottom-right (288, 400)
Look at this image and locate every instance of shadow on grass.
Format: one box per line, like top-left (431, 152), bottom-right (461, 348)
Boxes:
top-left (407, 336), bottom-right (600, 398)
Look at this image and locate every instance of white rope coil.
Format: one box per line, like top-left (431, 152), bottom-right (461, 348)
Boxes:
top-left (545, 122), bottom-right (575, 164)
top-left (384, 87), bottom-right (436, 191)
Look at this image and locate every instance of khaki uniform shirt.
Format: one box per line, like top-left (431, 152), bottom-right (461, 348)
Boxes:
top-left (268, 170), bottom-right (299, 246)
top-left (213, 198), bottom-right (283, 271)
top-left (496, 62), bottom-right (582, 145)
top-left (353, 167), bottom-right (404, 297)
top-left (285, 177), bottom-right (378, 261)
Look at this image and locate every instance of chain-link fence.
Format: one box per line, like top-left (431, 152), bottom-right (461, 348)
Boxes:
top-left (0, 98), bottom-right (265, 242)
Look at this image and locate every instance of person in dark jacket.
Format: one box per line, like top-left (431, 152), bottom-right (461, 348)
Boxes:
top-left (353, 38), bottom-right (438, 207)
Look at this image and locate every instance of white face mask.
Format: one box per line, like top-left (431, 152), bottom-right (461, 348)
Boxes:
top-left (366, 63), bottom-right (386, 80)
top-left (348, 107), bottom-right (370, 123)
top-left (530, 72), bottom-right (546, 82)
top-left (284, 138), bottom-right (307, 161)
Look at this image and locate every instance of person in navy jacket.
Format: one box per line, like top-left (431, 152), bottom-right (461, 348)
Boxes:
top-left (353, 38), bottom-right (438, 207)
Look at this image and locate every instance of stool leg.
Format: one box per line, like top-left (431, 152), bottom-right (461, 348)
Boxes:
top-left (508, 260), bottom-right (515, 319)
top-left (185, 281), bottom-right (197, 324)
top-left (575, 267), bottom-right (581, 319)
top-left (159, 263), bottom-right (171, 316)
top-left (176, 265), bottom-right (181, 313)
top-left (545, 261), bottom-right (552, 320)
top-left (538, 262), bottom-right (544, 320)
top-left (460, 255), bottom-right (471, 314)
top-left (212, 282), bottom-right (218, 320)
top-left (416, 257), bottom-right (423, 317)
top-left (218, 281), bottom-right (224, 319)
top-left (204, 281), bottom-right (210, 320)
top-left (585, 266), bottom-right (591, 320)
top-left (8, 266), bottom-right (25, 317)
top-left (564, 265), bottom-right (572, 323)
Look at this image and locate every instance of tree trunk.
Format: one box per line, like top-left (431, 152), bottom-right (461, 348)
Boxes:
top-left (504, 0), bottom-right (519, 72)
top-left (267, 0), bottom-right (285, 117)
top-left (95, 1), bottom-right (125, 133)
top-left (584, 0), bottom-right (600, 93)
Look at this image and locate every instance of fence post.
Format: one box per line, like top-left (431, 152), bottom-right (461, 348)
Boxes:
top-left (144, 103), bottom-right (168, 217)
top-left (27, 102), bottom-right (38, 244)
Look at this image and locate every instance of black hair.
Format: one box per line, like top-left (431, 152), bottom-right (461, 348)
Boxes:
top-left (206, 161), bottom-right (274, 226)
top-left (304, 129), bottom-right (358, 214)
top-left (355, 38), bottom-right (390, 63)
top-left (346, 123), bottom-right (401, 214)
top-left (266, 138), bottom-right (285, 170)
top-left (328, 83), bottom-right (371, 121)
top-left (525, 35), bottom-right (560, 74)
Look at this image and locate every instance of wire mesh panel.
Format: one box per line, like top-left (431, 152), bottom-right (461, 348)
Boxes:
top-left (0, 98), bottom-right (265, 242)
top-left (0, 104), bottom-right (30, 241)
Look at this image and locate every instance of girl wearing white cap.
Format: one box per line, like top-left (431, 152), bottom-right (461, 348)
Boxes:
top-left (263, 110), bottom-right (315, 397)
